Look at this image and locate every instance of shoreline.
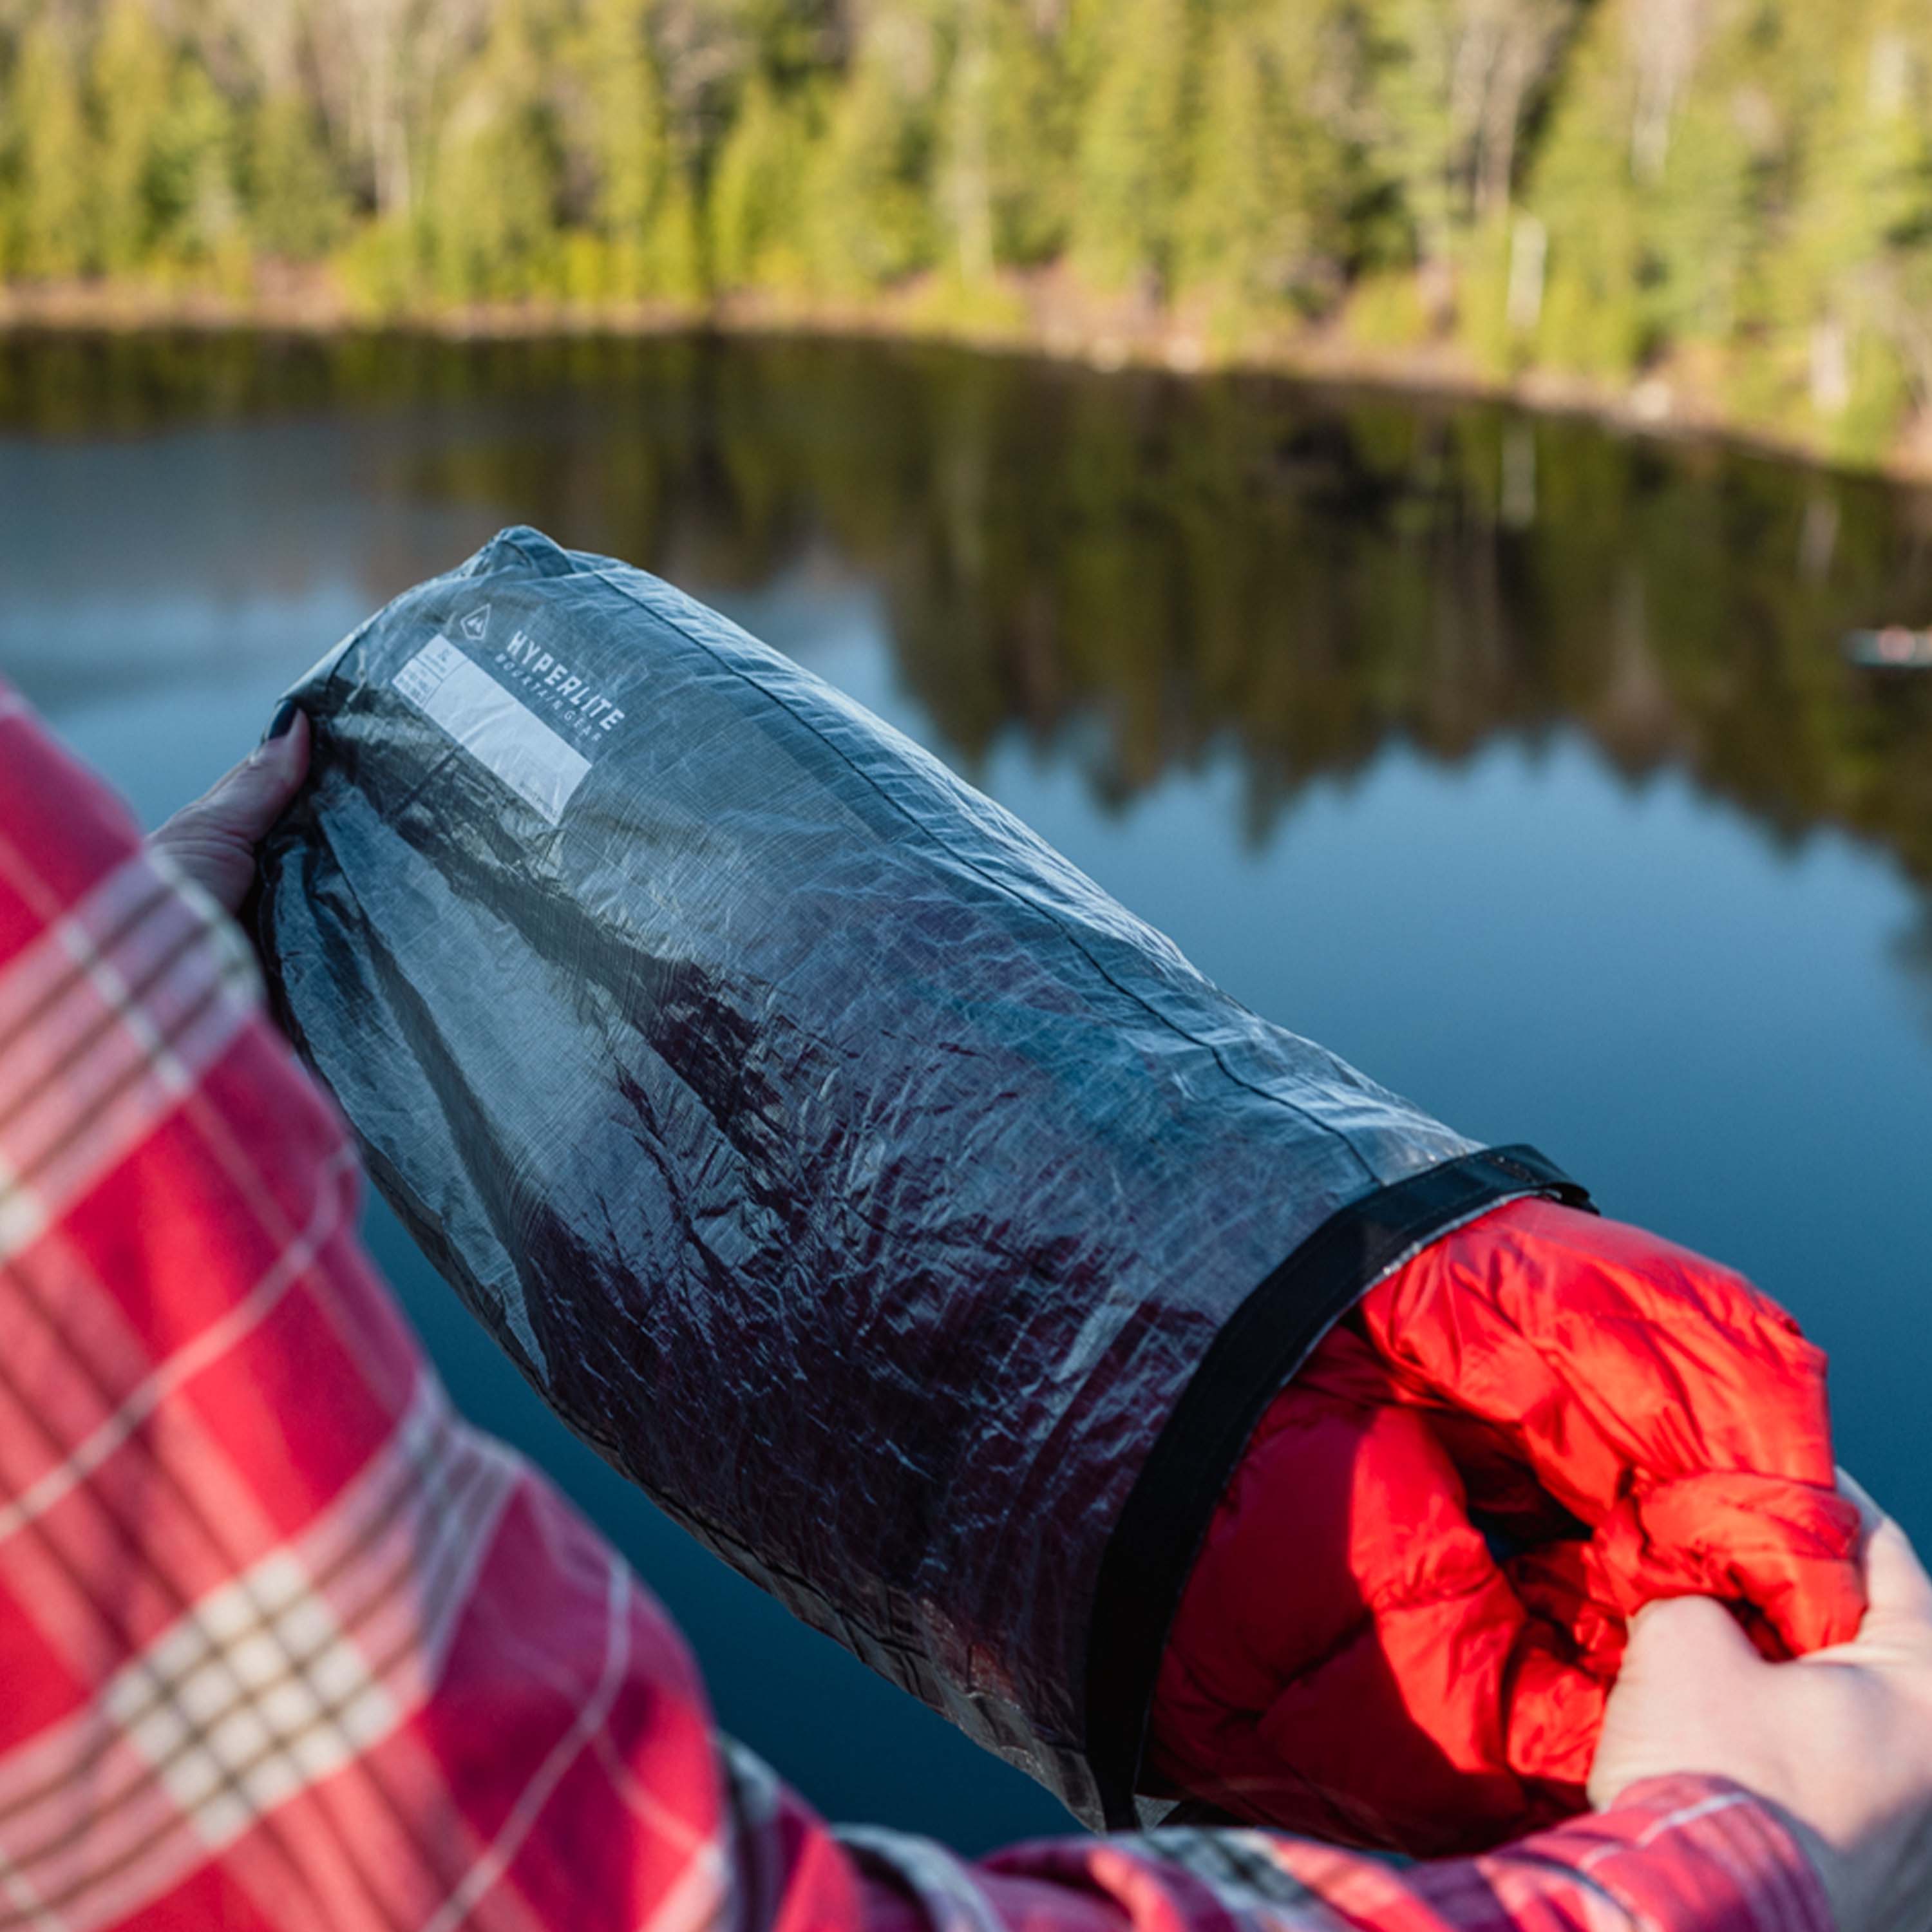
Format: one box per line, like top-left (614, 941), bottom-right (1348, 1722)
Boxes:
top-left (4, 274), bottom-right (1926, 490)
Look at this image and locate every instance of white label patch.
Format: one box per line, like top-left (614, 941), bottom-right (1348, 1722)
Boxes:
top-left (393, 636), bottom-right (591, 824)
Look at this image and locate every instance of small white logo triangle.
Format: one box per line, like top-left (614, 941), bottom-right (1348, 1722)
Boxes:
top-left (460, 604), bottom-right (491, 642)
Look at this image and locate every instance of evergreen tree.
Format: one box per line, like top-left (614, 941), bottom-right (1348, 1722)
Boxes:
top-left (1526, 0), bottom-right (1757, 377)
top-left (427, 1), bottom-right (561, 300)
top-left (1772, 5), bottom-right (1927, 450)
top-left (249, 91), bottom-right (348, 260)
top-left (708, 71), bottom-right (812, 291)
top-left (580, 0), bottom-right (660, 243)
top-left (802, 7), bottom-right (935, 293)
top-left (1067, 0), bottom-right (1193, 295)
top-left (1626, 17), bottom-right (1759, 354)
top-left (1368, 0), bottom-right (1467, 292)
top-left (8, 18), bottom-right (91, 280)
top-left (89, 0), bottom-right (171, 272)
top-left (573, 0), bottom-right (701, 299)
top-left (969, 0), bottom-right (1077, 271)
top-left (147, 53), bottom-right (244, 272)
top-left (1524, 4), bottom-right (1647, 375)
top-left (937, 0), bottom-right (997, 283)
top-left (1177, 0), bottom-right (1357, 314)
top-left (1365, 0), bottom-right (1578, 321)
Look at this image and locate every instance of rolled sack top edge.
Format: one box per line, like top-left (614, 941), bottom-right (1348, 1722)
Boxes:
top-left (1081, 1144), bottom-right (1593, 1830)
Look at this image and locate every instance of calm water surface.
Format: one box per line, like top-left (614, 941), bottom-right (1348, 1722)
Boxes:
top-left (3, 331), bottom-right (1931, 1852)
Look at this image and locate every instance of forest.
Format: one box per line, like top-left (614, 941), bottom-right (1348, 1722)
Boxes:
top-left (4, 0), bottom-right (1932, 467)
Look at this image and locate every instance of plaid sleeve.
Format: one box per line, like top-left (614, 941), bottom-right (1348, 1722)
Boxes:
top-left (0, 682), bottom-right (1837, 1932)
top-left (842, 1777), bottom-right (1833, 1932)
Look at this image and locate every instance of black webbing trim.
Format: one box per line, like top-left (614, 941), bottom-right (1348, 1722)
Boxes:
top-left (1082, 1142), bottom-right (1592, 1828)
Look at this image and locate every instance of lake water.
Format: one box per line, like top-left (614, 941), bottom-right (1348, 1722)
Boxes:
top-left (3, 329), bottom-right (1930, 1853)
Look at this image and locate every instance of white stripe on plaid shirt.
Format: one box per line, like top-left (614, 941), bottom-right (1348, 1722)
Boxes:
top-left (0, 1376), bottom-right (521, 1931)
top-left (0, 1141), bottom-right (361, 1551)
top-left (0, 846), bottom-right (258, 1265)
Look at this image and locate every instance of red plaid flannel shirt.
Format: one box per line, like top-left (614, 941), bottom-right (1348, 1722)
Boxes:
top-left (0, 680), bottom-right (1837, 1932)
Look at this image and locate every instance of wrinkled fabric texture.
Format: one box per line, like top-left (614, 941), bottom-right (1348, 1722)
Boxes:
top-left (254, 526), bottom-right (1581, 1828)
top-left (1151, 1197), bottom-right (1864, 1855)
top-left (0, 679), bottom-right (1834, 1932)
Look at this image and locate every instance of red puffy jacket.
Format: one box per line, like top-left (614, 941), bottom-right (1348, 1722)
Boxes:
top-left (1148, 1198), bottom-right (1865, 1856)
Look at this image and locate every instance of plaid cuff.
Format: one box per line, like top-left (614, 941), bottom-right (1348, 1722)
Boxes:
top-left (1495, 1778), bottom-right (1834, 1932)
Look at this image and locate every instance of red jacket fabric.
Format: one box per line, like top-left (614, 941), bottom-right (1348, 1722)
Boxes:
top-left (0, 685), bottom-right (1841, 1932)
top-left (1150, 1198), bottom-right (1866, 1855)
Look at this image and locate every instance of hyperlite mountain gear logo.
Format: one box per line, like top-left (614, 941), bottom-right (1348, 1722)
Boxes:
top-left (389, 615), bottom-right (630, 825)
top-left (492, 627), bottom-right (628, 736)
top-left (392, 636), bottom-right (593, 825)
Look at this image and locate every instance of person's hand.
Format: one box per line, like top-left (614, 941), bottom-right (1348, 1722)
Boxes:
top-left (1150, 1200), bottom-right (1864, 1856)
top-left (149, 705), bottom-right (309, 914)
top-left (1589, 1473), bottom-right (1932, 1932)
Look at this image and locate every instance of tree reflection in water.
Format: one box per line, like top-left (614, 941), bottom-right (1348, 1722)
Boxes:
top-left (6, 325), bottom-right (1931, 916)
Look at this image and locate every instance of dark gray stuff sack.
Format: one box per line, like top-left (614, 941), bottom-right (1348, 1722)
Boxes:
top-left (256, 526), bottom-right (1585, 1827)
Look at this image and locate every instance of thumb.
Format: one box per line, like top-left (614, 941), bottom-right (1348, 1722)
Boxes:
top-left (1587, 1595), bottom-right (1763, 1810)
top-left (151, 710), bottom-right (311, 916)
top-left (200, 718), bottom-right (310, 838)
top-left (1623, 1592), bottom-right (1763, 1674)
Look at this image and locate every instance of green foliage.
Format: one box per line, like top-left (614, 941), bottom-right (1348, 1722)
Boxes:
top-left (1768, 10), bottom-right (1932, 457)
top-left (1514, 0), bottom-right (1932, 457)
top-left (1068, 0), bottom-right (1193, 293)
top-left (336, 216), bottom-right (430, 318)
top-left (147, 55), bottom-right (244, 274)
top-left (801, 10), bottom-right (934, 293)
top-left (89, 0), bottom-right (169, 272)
top-left (1524, 7), bottom-right (1647, 377)
top-left (708, 73), bottom-right (812, 291)
top-left (6, 19), bottom-right (91, 279)
top-left (1177, 0), bottom-right (1357, 314)
top-left (426, 5), bottom-right (562, 300)
top-left (249, 94), bottom-right (348, 261)
top-left (568, 0), bottom-right (701, 300)
top-left (6, 0), bottom-right (1932, 464)
top-left (977, 0), bottom-right (1078, 270)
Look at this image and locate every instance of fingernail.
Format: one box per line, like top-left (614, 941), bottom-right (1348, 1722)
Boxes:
top-left (265, 700), bottom-right (300, 741)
